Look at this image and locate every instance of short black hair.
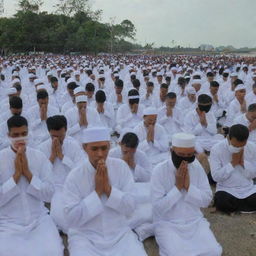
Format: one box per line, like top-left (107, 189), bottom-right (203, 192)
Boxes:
top-left (128, 89), bottom-right (139, 105)
top-left (166, 92), bottom-right (177, 99)
top-left (207, 72), bottom-right (214, 77)
top-left (198, 94), bottom-right (212, 104)
top-left (132, 79), bottom-right (140, 88)
top-left (248, 103), bottom-right (256, 112)
top-left (160, 83), bottom-right (168, 89)
top-left (9, 96), bottom-right (22, 109)
top-left (7, 115), bottom-right (28, 131)
top-left (210, 81), bottom-right (220, 87)
top-left (229, 124), bottom-right (249, 142)
top-left (46, 115), bottom-right (67, 131)
top-left (50, 76), bottom-right (58, 83)
top-left (95, 90), bottom-right (106, 103)
top-left (121, 132), bottom-right (139, 148)
top-left (67, 82), bottom-right (78, 90)
top-left (178, 77), bottom-right (186, 85)
top-left (233, 79), bottom-right (244, 87)
top-left (115, 79), bottom-right (123, 88)
top-left (37, 90), bottom-right (48, 100)
top-left (13, 84), bottom-right (22, 92)
top-left (146, 81), bottom-right (154, 87)
top-left (86, 83), bottom-right (95, 92)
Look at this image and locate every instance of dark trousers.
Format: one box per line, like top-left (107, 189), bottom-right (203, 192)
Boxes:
top-left (214, 191), bottom-right (256, 213)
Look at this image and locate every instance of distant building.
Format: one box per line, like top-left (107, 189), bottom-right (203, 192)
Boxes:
top-left (200, 44), bottom-right (215, 51)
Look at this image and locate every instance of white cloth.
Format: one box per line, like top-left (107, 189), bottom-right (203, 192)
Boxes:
top-left (0, 146), bottom-right (63, 256)
top-left (210, 139), bottom-right (256, 199)
top-left (151, 159), bottom-right (222, 256)
top-left (63, 157), bottom-right (147, 255)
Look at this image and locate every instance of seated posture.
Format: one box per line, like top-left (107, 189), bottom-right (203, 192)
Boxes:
top-left (134, 107), bottom-right (169, 165)
top-left (39, 115), bottom-right (84, 232)
top-left (0, 116), bottom-right (63, 256)
top-left (210, 124), bottom-right (256, 214)
top-left (63, 127), bottom-right (147, 256)
top-left (109, 132), bottom-right (153, 241)
top-left (151, 133), bottom-right (222, 256)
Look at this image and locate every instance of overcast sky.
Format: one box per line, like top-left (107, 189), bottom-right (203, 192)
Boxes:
top-left (3, 0), bottom-right (256, 48)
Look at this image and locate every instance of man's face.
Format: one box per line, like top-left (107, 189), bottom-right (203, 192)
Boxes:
top-left (247, 111), bottom-right (256, 122)
top-left (160, 88), bottom-right (168, 97)
top-left (188, 93), bottom-right (196, 102)
top-left (77, 102), bottom-right (87, 110)
top-left (210, 86), bottom-right (219, 95)
top-left (147, 86), bottom-right (154, 93)
top-left (75, 75), bottom-right (80, 81)
top-left (86, 91), bottom-right (94, 98)
top-left (235, 89), bottom-right (246, 100)
top-left (115, 86), bottom-right (123, 94)
top-left (144, 114), bottom-right (157, 127)
top-left (120, 144), bottom-right (136, 156)
top-left (192, 83), bottom-right (201, 92)
top-left (172, 146), bottom-right (195, 158)
top-left (38, 98), bottom-right (48, 108)
top-left (157, 76), bottom-right (163, 83)
top-left (52, 81), bottom-right (58, 89)
top-left (10, 108), bottom-right (22, 116)
top-left (83, 141), bottom-right (110, 167)
top-left (49, 127), bottom-right (66, 145)
top-left (207, 76), bottom-right (214, 82)
top-left (228, 136), bottom-right (247, 148)
top-left (8, 125), bottom-right (28, 150)
top-left (166, 97), bottom-right (176, 108)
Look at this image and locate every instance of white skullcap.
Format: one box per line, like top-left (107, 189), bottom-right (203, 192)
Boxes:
top-left (230, 72), bottom-right (238, 77)
top-left (82, 127), bottom-right (110, 144)
top-left (191, 79), bottom-right (202, 84)
top-left (34, 79), bottom-right (44, 86)
top-left (98, 74), bottom-right (105, 79)
top-left (7, 87), bottom-right (17, 95)
top-left (74, 71), bottom-right (80, 76)
top-left (75, 95), bottom-right (87, 103)
top-left (67, 78), bottom-right (76, 84)
top-left (12, 71), bottom-right (19, 76)
top-left (74, 86), bottom-right (85, 94)
top-left (114, 73), bottom-right (120, 77)
top-left (11, 78), bottom-right (20, 86)
top-left (252, 73), bottom-right (256, 78)
top-left (172, 133), bottom-right (195, 148)
top-left (37, 85), bottom-right (48, 91)
top-left (143, 107), bottom-right (158, 116)
top-left (234, 84), bottom-right (246, 92)
top-left (186, 86), bottom-right (196, 95)
top-left (28, 73), bottom-right (36, 79)
top-left (157, 71), bottom-right (163, 76)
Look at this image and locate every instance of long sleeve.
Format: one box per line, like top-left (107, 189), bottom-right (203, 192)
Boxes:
top-left (0, 177), bottom-right (20, 207)
top-left (26, 154), bottom-right (55, 203)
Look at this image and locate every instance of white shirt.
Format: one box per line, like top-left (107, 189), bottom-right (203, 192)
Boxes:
top-left (210, 139), bottom-right (256, 199)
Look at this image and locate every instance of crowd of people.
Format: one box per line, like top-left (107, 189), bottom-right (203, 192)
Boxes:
top-left (0, 54), bottom-right (256, 255)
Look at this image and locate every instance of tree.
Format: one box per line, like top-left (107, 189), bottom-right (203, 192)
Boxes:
top-left (55, 0), bottom-right (90, 16)
top-left (18, 0), bottom-right (43, 13)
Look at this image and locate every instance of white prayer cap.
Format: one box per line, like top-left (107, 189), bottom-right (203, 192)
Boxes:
top-left (98, 74), bottom-right (105, 79)
top-left (171, 67), bottom-right (178, 71)
top-left (82, 127), bottom-right (110, 144)
top-left (67, 78), bottom-right (76, 84)
top-left (75, 95), bottom-right (87, 103)
top-left (12, 71), bottom-right (19, 77)
top-left (74, 71), bottom-right (80, 76)
top-left (143, 107), bottom-right (158, 116)
top-left (186, 86), bottom-right (196, 95)
top-left (28, 73), bottom-right (36, 79)
top-left (37, 85), bottom-right (48, 92)
top-left (157, 71), bottom-right (163, 76)
top-left (223, 69), bottom-right (230, 74)
top-left (34, 79), bottom-right (44, 86)
top-left (191, 79), bottom-right (202, 85)
top-left (7, 87), bottom-right (17, 95)
top-left (172, 133), bottom-right (195, 148)
top-left (74, 86), bottom-right (85, 95)
top-left (11, 78), bottom-right (20, 86)
top-left (234, 84), bottom-right (246, 92)
top-left (114, 73), bottom-right (119, 78)
top-left (252, 73), bottom-right (256, 78)
top-left (230, 72), bottom-right (238, 77)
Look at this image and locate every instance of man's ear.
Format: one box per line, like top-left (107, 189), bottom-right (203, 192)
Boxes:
top-left (82, 143), bottom-right (87, 152)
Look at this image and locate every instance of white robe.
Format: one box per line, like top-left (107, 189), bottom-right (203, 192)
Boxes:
top-left (210, 139), bottom-right (256, 199)
top-left (39, 136), bottom-right (85, 232)
top-left (133, 122), bottom-right (169, 165)
top-left (183, 109), bottom-right (223, 153)
top-left (0, 146), bottom-right (63, 256)
top-left (151, 159), bottom-right (222, 256)
top-left (63, 157), bottom-right (147, 256)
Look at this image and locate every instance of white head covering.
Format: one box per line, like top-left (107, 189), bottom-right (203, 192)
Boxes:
top-left (234, 84), bottom-right (246, 92)
top-left (230, 72), bottom-right (238, 77)
top-left (37, 85), bottom-right (48, 92)
top-left (172, 133), bottom-right (195, 148)
top-left (74, 87), bottom-right (85, 95)
top-left (11, 78), bottom-right (20, 86)
top-left (143, 107), bottom-right (158, 116)
top-left (34, 79), bottom-right (44, 86)
top-left (82, 127), bottom-right (110, 144)
top-left (76, 95), bottom-right (87, 103)
top-left (191, 79), bottom-right (202, 85)
top-left (186, 87), bottom-right (196, 95)
top-left (7, 87), bottom-right (17, 95)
